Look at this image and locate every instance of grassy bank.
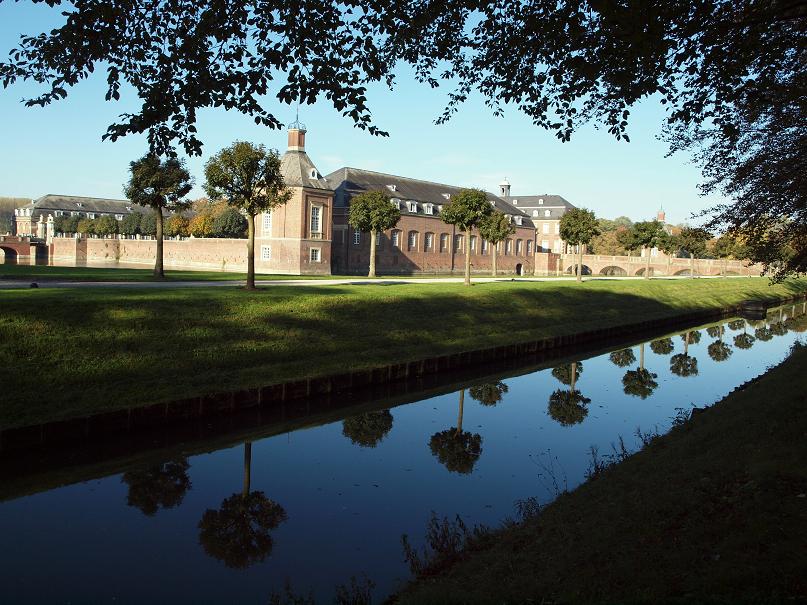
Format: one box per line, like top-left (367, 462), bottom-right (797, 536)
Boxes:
top-left (1, 277), bottom-right (804, 430)
top-left (394, 343), bottom-right (807, 604)
top-left (0, 264), bottom-right (330, 282)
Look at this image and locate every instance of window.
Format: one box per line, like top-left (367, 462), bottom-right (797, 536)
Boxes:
top-left (505, 239), bottom-right (513, 255)
top-left (392, 230), bottom-right (401, 248)
top-left (88, 213), bottom-right (97, 219)
top-left (310, 206), bottom-right (322, 235)
top-left (470, 235), bottom-right (477, 252)
top-left (544, 210), bottom-right (551, 217)
top-left (407, 201), bottom-right (418, 213)
top-left (440, 233), bottom-right (449, 253)
top-left (554, 223), bottom-right (560, 234)
top-left (263, 211), bottom-right (272, 233)
top-left (310, 248), bottom-right (321, 262)
top-left (542, 239), bottom-right (550, 251)
top-left (353, 229), bottom-right (361, 245)
top-left (425, 232), bottom-right (434, 250)
top-left (408, 230), bottom-right (418, 251)
top-left (391, 198), bottom-right (401, 210)
top-left (532, 210), bottom-right (539, 217)
top-left (376, 232), bottom-right (383, 247)
top-left (261, 245), bottom-right (271, 260)
top-left (514, 216), bottom-right (523, 226)
top-left (482, 239), bottom-right (489, 254)
top-left (441, 193), bottom-right (451, 200)
top-left (454, 234), bottom-right (463, 252)
top-left (526, 240), bottom-right (533, 255)
top-left (516, 239), bottom-right (523, 254)
top-left (553, 240), bottom-right (561, 253)
top-left (424, 203), bottom-right (434, 215)
top-left (542, 223), bottom-right (550, 234)
top-left (387, 184), bottom-right (398, 192)
top-left (538, 198), bottom-right (544, 205)
top-left (115, 214), bottom-right (124, 221)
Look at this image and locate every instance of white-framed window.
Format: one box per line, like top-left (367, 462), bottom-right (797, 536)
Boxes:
top-left (553, 239), bottom-right (561, 253)
top-left (544, 210), bottom-right (551, 217)
top-left (425, 232), bottom-right (434, 250)
top-left (424, 203), bottom-right (434, 215)
top-left (261, 245), bottom-right (271, 260)
top-left (387, 184), bottom-right (398, 192)
top-left (391, 198), bottom-right (401, 210)
top-left (310, 205), bottom-right (322, 234)
top-left (407, 201), bottom-right (418, 213)
top-left (542, 223), bottom-right (550, 234)
top-left (538, 198), bottom-right (544, 205)
top-left (376, 232), bottom-right (383, 246)
top-left (532, 210), bottom-right (539, 217)
top-left (506, 239), bottom-right (513, 255)
top-left (115, 214), bottom-right (124, 220)
top-left (440, 233), bottom-right (449, 252)
top-left (88, 213), bottom-right (96, 219)
top-left (554, 223), bottom-right (560, 234)
top-left (470, 235), bottom-right (477, 252)
top-left (310, 247), bottom-right (321, 262)
top-left (408, 230), bottom-right (418, 251)
top-left (514, 215), bottom-right (523, 226)
top-left (263, 211), bottom-right (272, 233)
top-left (454, 234), bottom-right (463, 252)
top-left (482, 239), bottom-right (489, 254)
top-left (516, 239), bottom-right (523, 254)
top-left (353, 229), bottom-right (361, 245)
top-left (391, 230), bottom-right (401, 248)
top-left (526, 240), bottom-right (533, 255)
top-left (542, 239), bottom-right (550, 251)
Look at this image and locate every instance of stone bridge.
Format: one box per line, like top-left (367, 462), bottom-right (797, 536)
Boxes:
top-left (547, 253), bottom-right (761, 277)
top-left (0, 235), bottom-right (48, 262)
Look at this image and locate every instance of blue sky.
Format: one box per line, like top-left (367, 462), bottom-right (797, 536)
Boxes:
top-left (0, 3), bottom-right (717, 225)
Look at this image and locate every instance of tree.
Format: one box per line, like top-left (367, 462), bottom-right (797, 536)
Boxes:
top-left (707, 340), bottom-right (732, 362)
top-left (347, 190), bottom-right (401, 278)
top-left (204, 142), bottom-right (291, 289)
top-left (754, 326), bottom-right (774, 342)
top-left (189, 213), bottom-right (215, 238)
top-left (165, 213), bottom-right (190, 238)
top-left (622, 368), bottom-right (658, 399)
top-left (588, 229), bottom-right (629, 256)
top-left (94, 214), bottom-right (119, 237)
top-left (120, 212), bottom-right (141, 237)
top-left (478, 211), bottom-right (515, 277)
top-left (440, 189), bottom-right (493, 286)
top-left (198, 443), bottom-right (287, 569)
top-left (551, 361), bottom-right (584, 386)
top-left (630, 220), bottom-right (666, 279)
top-left (734, 332), bottom-right (756, 349)
top-left (548, 360), bottom-right (589, 425)
top-left (140, 212), bottom-right (157, 237)
top-left (469, 381), bottom-right (508, 406)
top-left (124, 154), bottom-right (193, 278)
top-left (670, 331), bottom-right (698, 378)
top-left (650, 337), bottom-right (674, 356)
top-left (609, 348), bottom-right (635, 368)
top-left (122, 458), bottom-right (191, 517)
top-left (76, 217), bottom-right (95, 235)
top-left (559, 208), bottom-right (599, 282)
top-left (429, 390), bottom-right (483, 474)
top-left (656, 231), bottom-right (680, 277)
top-left (211, 207), bottom-right (248, 238)
top-left (342, 410), bottom-right (394, 448)
top-left (678, 227), bottom-right (711, 278)
top-left (616, 227), bottom-right (640, 259)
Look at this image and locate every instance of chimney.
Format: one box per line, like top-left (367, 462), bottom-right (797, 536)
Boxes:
top-left (288, 127), bottom-right (306, 151)
top-left (657, 207), bottom-right (666, 223)
top-left (499, 178), bottom-right (511, 198)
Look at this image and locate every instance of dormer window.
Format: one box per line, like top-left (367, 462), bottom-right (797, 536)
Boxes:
top-left (76, 202), bottom-right (83, 207)
top-left (309, 168), bottom-right (319, 179)
top-left (515, 216), bottom-right (523, 226)
top-left (424, 203), bottom-right (434, 215)
top-left (391, 198), bottom-right (401, 210)
top-left (532, 210), bottom-right (539, 217)
top-left (126, 206), bottom-right (133, 212)
top-left (512, 199), bottom-right (518, 205)
top-left (387, 184), bottom-right (398, 192)
top-left (544, 210), bottom-right (551, 217)
top-left (441, 193), bottom-right (451, 200)
top-left (406, 200), bottom-right (418, 213)
top-left (538, 198), bottom-right (544, 204)
top-left (437, 205), bottom-right (443, 213)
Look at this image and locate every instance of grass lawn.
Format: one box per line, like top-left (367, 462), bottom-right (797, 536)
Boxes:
top-left (0, 264), bottom-right (331, 282)
top-left (394, 342), bottom-right (807, 604)
top-left (1, 277), bottom-right (804, 430)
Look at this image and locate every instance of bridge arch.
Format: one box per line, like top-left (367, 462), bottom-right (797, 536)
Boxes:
top-left (599, 265), bottom-right (627, 276)
top-left (565, 264), bottom-right (592, 276)
top-left (674, 269), bottom-right (697, 276)
top-left (0, 246), bottom-right (18, 263)
top-left (635, 267), bottom-right (655, 277)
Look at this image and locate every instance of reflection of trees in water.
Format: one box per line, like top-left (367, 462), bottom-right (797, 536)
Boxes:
top-left (551, 361), bottom-right (583, 385)
top-left (754, 325), bottom-right (774, 341)
top-left (609, 348), bottom-right (636, 368)
top-left (342, 410), bottom-right (394, 448)
top-left (622, 368), bottom-right (658, 399)
top-left (650, 337), bottom-right (674, 355)
top-left (727, 319), bottom-right (746, 331)
top-left (122, 458), bottom-right (191, 516)
top-left (707, 340), bottom-right (732, 362)
top-left (680, 329), bottom-right (701, 344)
top-left (670, 332), bottom-right (698, 377)
top-left (733, 333), bottom-right (755, 349)
top-left (429, 389), bottom-right (483, 474)
top-left (706, 325), bottom-right (723, 339)
top-left (770, 321), bottom-right (788, 336)
top-left (198, 442), bottom-right (287, 569)
top-left (547, 389), bottom-right (591, 425)
top-left (469, 381), bottom-right (509, 406)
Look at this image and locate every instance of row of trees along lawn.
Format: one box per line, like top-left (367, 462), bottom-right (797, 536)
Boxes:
top-left (561, 209), bottom-right (753, 280)
top-left (119, 142), bottom-right (290, 286)
top-left (51, 203), bottom-right (249, 239)
top-left (348, 187), bottom-right (516, 285)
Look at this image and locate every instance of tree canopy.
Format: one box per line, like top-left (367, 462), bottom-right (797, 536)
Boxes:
top-left (559, 208), bottom-right (599, 247)
top-left (429, 430), bottom-right (483, 474)
top-left (348, 190), bottom-right (401, 234)
top-left (468, 381), bottom-right (509, 407)
top-left (342, 410), bottom-right (394, 448)
top-left (478, 211), bottom-right (515, 246)
top-left (122, 458), bottom-right (191, 517)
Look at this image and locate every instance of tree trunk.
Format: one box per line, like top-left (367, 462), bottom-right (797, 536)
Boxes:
top-left (640, 342), bottom-right (645, 371)
top-left (645, 246), bottom-right (651, 279)
top-left (491, 242), bottom-right (497, 277)
top-left (154, 207), bottom-right (164, 278)
top-left (577, 244), bottom-right (583, 282)
top-left (464, 227), bottom-right (471, 286)
top-left (571, 361), bottom-right (578, 393)
top-left (684, 332), bottom-right (690, 356)
top-left (243, 442), bottom-right (252, 497)
top-left (667, 253), bottom-right (672, 277)
top-left (369, 229), bottom-right (377, 278)
top-left (246, 213), bottom-right (256, 289)
top-left (690, 254), bottom-right (695, 278)
top-left (456, 389), bottom-right (465, 434)
top-left (722, 258), bottom-right (727, 277)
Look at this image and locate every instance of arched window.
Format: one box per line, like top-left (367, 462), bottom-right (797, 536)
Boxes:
top-left (526, 240), bottom-right (533, 255)
top-left (505, 239), bottom-right (513, 255)
top-left (424, 232), bottom-right (434, 251)
top-left (454, 234), bottom-right (464, 253)
top-left (470, 235), bottom-right (477, 253)
top-left (440, 233), bottom-right (449, 253)
top-left (408, 230), bottom-right (418, 251)
top-left (391, 229), bottom-right (401, 248)
top-left (516, 239), bottom-right (523, 254)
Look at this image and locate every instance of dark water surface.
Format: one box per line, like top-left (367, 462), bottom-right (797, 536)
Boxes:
top-left (1, 304), bottom-right (805, 604)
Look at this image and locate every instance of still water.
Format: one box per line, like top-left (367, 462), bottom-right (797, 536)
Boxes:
top-left (1, 305), bottom-right (805, 604)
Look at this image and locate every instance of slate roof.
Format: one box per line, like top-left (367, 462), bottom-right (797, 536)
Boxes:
top-left (280, 150), bottom-right (332, 190)
top-left (324, 167), bottom-right (533, 226)
top-left (504, 194), bottom-right (575, 221)
top-left (19, 195), bottom-right (140, 220)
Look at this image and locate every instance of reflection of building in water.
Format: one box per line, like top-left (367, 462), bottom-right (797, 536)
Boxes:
top-left (11, 125), bottom-right (579, 275)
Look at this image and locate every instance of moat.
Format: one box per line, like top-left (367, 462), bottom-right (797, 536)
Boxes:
top-left (0, 304), bottom-right (804, 604)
